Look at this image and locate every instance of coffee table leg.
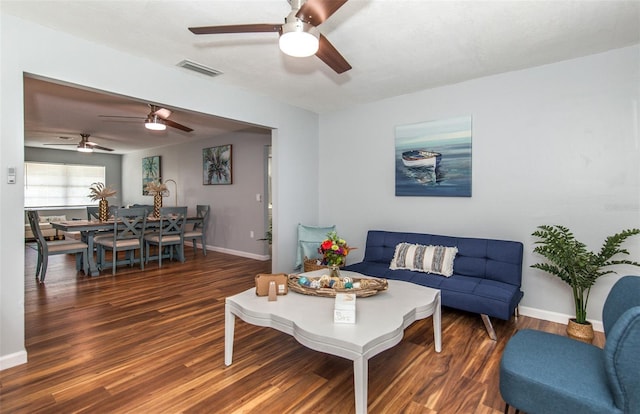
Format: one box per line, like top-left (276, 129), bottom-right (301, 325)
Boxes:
top-left (433, 291), bottom-right (442, 353)
top-left (225, 303), bottom-right (235, 366)
top-left (353, 356), bottom-right (368, 414)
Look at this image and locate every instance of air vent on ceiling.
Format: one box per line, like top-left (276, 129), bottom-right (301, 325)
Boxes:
top-left (177, 59), bottom-right (223, 77)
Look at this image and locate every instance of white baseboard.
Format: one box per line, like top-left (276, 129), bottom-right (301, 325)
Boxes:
top-left (0, 350), bottom-right (27, 371)
top-left (519, 306), bottom-right (604, 332)
top-left (185, 241), bottom-right (270, 262)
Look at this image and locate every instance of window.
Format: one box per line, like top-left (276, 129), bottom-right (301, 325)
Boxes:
top-left (24, 162), bottom-right (106, 208)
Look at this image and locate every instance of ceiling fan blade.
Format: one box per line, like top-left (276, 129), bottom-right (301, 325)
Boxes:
top-left (87, 144), bottom-right (114, 152)
top-left (189, 23), bottom-right (282, 35)
top-left (297, 0), bottom-right (349, 26)
top-left (316, 34), bottom-right (351, 74)
top-left (44, 143), bottom-right (77, 146)
top-left (163, 118), bottom-right (194, 133)
top-left (153, 107), bottom-right (172, 119)
top-left (99, 115), bottom-right (145, 119)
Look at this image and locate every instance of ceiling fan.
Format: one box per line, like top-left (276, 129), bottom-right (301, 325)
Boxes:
top-left (100, 104), bottom-right (194, 132)
top-left (44, 133), bottom-right (114, 153)
top-left (188, 0), bottom-right (352, 74)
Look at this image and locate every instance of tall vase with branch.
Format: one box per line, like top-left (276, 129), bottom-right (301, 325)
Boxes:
top-left (144, 180), bottom-right (168, 218)
top-left (531, 225), bottom-right (640, 342)
top-left (88, 182), bottom-right (117, 221)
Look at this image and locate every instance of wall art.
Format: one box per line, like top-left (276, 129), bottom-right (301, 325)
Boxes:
top-left (142, 155), bottom-right (161, 195)
top-left (395, 115), bottom-right (472, 197)
top-left (203, 144), bottom-right (232, 185)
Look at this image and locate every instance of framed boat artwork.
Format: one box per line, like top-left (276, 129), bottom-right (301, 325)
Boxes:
top-left (395, 115), bottom-right (472, 197)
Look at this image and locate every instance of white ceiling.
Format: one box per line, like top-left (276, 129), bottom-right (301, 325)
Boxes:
top-left (5, 0), bottom-right (640, 153)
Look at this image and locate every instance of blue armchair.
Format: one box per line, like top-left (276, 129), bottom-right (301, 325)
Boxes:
top-left (499, 275), bottom-right (640, 414)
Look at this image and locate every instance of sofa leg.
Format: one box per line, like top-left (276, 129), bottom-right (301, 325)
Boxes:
top-left (481, 314), bottom-right (497, 340)
top-left (514, 306), bottom-right (520, 321)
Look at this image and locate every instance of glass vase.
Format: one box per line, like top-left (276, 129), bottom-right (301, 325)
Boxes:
top-left (328, 264), bottom-right (341, 279)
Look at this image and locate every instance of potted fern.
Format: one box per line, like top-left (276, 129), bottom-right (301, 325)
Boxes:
top-left (531, 225), bottom-right (640, 342)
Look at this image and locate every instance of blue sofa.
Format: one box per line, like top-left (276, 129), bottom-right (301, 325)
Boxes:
top-left (343, 230), bottom-right (524, 339)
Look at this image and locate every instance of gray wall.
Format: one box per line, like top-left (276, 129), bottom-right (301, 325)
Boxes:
top-left (24, 146), bottom-right (123, 221)
top-left (1, 13), bottom-right (319, 369)
top-left (319, 45), bottom-right (640, 328)
top-left (121, 129), bottom-right (272, 258)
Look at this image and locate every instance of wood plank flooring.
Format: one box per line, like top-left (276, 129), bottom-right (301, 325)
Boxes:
top-left (2, 246), bottom-right (604, 413)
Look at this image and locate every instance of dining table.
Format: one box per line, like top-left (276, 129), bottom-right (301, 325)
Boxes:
top-left (51, 216), bottom-right (203, 276)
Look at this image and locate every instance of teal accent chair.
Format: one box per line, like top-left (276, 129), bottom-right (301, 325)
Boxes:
top-left (295, 223), bottom-right (335, 270)
top-left (499, 275), bottom-right (640, 414)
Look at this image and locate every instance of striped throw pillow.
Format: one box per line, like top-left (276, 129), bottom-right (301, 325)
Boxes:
top-left (389, 243), bottom-right (458, 277)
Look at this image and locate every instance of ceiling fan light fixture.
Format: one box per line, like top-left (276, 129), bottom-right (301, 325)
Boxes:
top-left (145, 114), bottom-right (167, 131)
top-left (279, 20), bottom-right (319, 57)
top-left (77, 142), bottom-right (93, 153)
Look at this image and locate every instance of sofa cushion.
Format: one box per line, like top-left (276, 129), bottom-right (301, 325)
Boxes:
top-left (390, 242), bottom-right (457, 277)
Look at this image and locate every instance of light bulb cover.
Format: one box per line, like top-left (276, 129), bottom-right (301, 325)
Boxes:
top-left (279, 20), bottom-right (319, 57)
top-left (77, 144), bottom-right (93, 153)
top-left (145, 114), bottom-right (167, 131)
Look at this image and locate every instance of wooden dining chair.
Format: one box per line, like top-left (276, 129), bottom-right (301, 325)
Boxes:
top-left (183, 204), bottom-right (210, 256)
top-left (145, 206), bottom-right (188, 267)
top-left (95, 207), bottom-right (147, 275)
top-left (26, 210), bottom-right (89, 282)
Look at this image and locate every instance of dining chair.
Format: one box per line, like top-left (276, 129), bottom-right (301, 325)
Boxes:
top-left (87, 205), bottom-right (117, 221)
top-left (86, 206), bottom-right (100, 221)
top-left (26, 210), bottom-right (89, 282)
top-left (145, 206), bottom-right (188, 267)
top-left (500, 275), bottom-right (640, 414)
top-left (183, 204), bottom-right (210, 256)
top-left (95, 207), bottom-right (147, 275)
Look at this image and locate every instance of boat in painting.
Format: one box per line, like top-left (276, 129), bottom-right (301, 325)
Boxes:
top-left (402, 150), bottom-right (442, 168)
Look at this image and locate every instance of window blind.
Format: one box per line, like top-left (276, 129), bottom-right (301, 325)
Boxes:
top-left (24, 162), bottom-right (106, 208)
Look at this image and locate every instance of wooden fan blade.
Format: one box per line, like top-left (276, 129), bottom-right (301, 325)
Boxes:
top-left (91, 145), bottom-right (113, 151)
top-left (87, 144), bottom-right (114, 152)
top-left (164, 119), bottom-right (194, 133)
top-left (189, 23), bottom-right (282, 35)
top-left (84, 141), bottom-right (113, 151)
top-left (297, 0), bottom-right (349, 26)
top-left (99, 115), bottom-right (146, 119)
top-left (153, 108), bottom-right (172, 119)
top-left (316, 34), bottom-right (351, 74)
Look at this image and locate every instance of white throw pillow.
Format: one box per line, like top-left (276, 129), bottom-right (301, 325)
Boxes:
top-left (390, 243), bottom-right (458, 277)
top-left (40, 215), bottom-right (67, 223)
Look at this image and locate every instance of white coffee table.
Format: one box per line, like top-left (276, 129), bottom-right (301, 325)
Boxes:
top-left (225, 270), bottom-right (441, 414)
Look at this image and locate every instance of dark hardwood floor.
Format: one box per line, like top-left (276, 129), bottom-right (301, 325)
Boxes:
top-left (2, 246), bottom-right (604, 413)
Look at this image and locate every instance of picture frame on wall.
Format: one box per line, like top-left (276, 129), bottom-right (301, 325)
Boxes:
top-left (395, 115), bottom-right (472, 197)
top-left (142, 155), bottom-right (161, 195)
top-left (203, 144), bottom-right (232, 185)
